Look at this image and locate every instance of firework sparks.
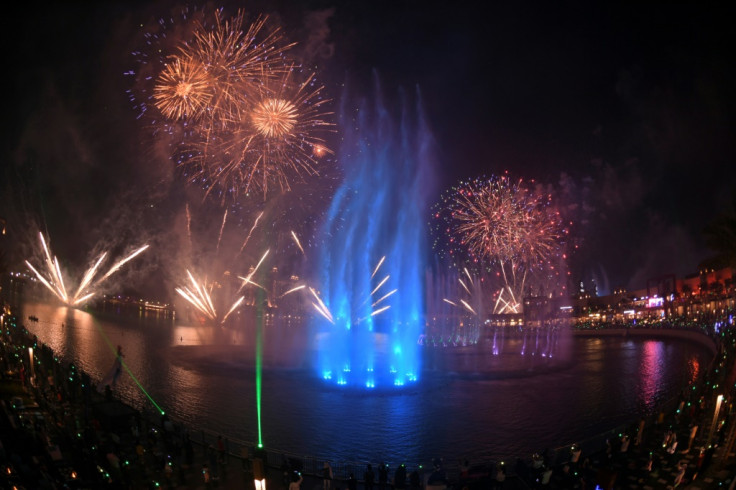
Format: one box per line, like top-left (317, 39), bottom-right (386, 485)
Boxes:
top-left (176, 249), bottom-right (270, 325)
top-left (442, 268), bottom-right (481, 316)
top-left (371, 288), bottom-right (397, 308)
top-left (459, 299), bottom-right (477, 316)
top-left (26, 233), bottom-right (148, 307)
top-left (175, 271), bottom-right (246, 324)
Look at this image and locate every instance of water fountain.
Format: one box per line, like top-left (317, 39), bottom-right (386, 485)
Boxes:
top-left (312, 79), bottom-right (436, 389)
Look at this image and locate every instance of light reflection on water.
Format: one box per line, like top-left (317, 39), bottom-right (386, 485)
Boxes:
top-left (19, 301), bottom-right (710, 465)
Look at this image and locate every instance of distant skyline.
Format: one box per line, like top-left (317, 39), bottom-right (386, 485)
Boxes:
top-left (3, 0), bottom-right (735, 299)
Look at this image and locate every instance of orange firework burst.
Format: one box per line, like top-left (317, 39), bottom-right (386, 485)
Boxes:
top-left (236, 67), bottom-right (333, 196)
top-left (185, 66), bottom-right (334, 201)
top-left (153, 57), bottom-right (213, 121)
top-left (187, 10), bottom-right (293, 124)
top-left (251, 98), bottom-right (298, 138)
top-left (140, 7), bottom-right (333, 203)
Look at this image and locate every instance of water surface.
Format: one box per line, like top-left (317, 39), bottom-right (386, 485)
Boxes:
top-left (18, 300), bottom-right (710, 466)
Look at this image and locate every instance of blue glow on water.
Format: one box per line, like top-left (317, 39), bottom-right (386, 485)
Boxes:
top-left (313, 82), bottom-right (436, 389)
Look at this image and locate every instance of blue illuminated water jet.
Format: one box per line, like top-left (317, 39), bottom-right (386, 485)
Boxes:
top-left (313, 81), bottom-right (436, 389)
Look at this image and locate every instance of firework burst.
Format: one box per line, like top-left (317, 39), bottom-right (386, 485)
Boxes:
top-left (188, 66), bottom-right (334, 201)
top-left (432, 174), bottom-right (567, 313)
top-left (130, 6), bottom-right (334, 204)
top-left (153, 57), bottom-right (214, 121)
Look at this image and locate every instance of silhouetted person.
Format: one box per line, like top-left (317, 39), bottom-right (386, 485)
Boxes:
top-left (394, 464), bottom-right (407, 490)
top-left (364, 464), bottom-right (375, 490)
top-left (409, 469), bottom-right (420, 490)
top-left (323, 461), bottom-right (334, 490)
top-left (378, 463), bottom-right (389, 490)
top-left (347, 472), bottom-right (358, 490)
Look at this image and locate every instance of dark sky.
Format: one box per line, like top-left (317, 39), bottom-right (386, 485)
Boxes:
top-left (3, 0), bottom-right (736, 298)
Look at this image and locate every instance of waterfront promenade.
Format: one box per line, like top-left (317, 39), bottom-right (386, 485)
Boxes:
top-left (2, 308), bottom-right (736, 489)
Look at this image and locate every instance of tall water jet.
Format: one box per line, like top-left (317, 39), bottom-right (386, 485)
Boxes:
top-left (313, 79), bottom-right (436, 388)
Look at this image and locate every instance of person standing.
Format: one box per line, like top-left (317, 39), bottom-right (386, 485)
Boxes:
top-left (493, 462), bottom-right (506, 489)
top-left (674, 462), bottom-right (687, 487)
top-left (364, 463), bottom-right (375, 490)
top-left (217, 435), bottom-right (225, 464)
top-left (290, 472), bottom-right (304, 490)
top-left (409, 468), bottom-right (421, 490)
top-left (112, 345), bottom-right (124, 385)
top-left (322, 461), bottom-right (334, 490)
top-left (378, 462), bottom-right (389, 490)
top-left (688, 424), bottom-right (699, 452)
top-left (394, 464), bottom-right (407, 490)
top-left (347, 472), bottom-right (358, 490)
top-left (635, 417), bottom-right (646, 446)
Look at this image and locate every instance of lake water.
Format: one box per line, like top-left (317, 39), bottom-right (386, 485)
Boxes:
top-left (17, 299), bottom-right (711, 467)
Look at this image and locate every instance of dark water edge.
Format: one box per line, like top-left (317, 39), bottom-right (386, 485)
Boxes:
top-left (12, 297), bottom-right (714, 466)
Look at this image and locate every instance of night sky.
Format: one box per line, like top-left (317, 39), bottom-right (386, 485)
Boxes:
top-left (3, 0), bottom-right (735, 299)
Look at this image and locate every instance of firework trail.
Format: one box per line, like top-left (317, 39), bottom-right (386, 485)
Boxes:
top-left (25, 233), bottom-right (149, 306)
top-left (309, 287), bottom-right (334, 324)
top-left (236, 249), bottom-right (270, 293)
top-left (442, 270), bottom-right (480, 316)
top-left (185, 203), bottom-right (193, 250)
top-left (238, 211), bottom-right (264, 255)
top-left (290, 230), bottom-right (305, 255)
top-left (99, 245), bottom-right (150, 282)
top-left (279, 284), bottom-right (305, 298)
top-left (216, 209), bottom-right (228, 254)
top-left (371, 256), bottom-right (385, 279)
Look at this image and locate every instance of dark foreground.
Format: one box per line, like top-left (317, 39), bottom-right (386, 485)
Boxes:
top-left (2, 311), bottom-right (736, 489)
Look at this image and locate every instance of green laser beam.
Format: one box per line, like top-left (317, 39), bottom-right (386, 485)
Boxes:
top-left (91, 318), bottom-right (165, 415)
top-left (255, 288), bottom-right (264, 448)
